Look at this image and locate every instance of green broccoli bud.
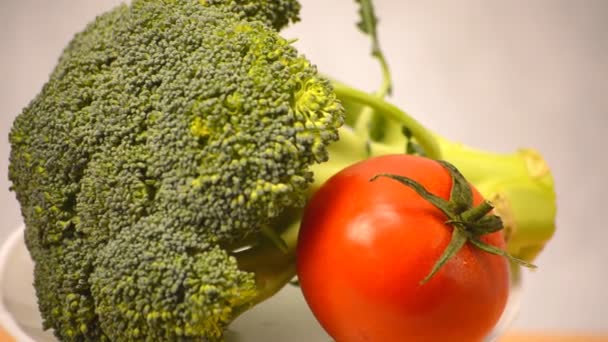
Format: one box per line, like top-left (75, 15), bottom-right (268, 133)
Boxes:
top-left (91, 215), bottom-right (257, 341)
top-left (201, 0), bottom-right (301, 30)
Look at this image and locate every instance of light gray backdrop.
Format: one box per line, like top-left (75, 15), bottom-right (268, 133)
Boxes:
top-left (1, 0), bottom-right (606, 334)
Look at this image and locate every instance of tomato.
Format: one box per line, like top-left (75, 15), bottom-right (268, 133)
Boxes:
top-left (296, 154), bottom-right (510, 342)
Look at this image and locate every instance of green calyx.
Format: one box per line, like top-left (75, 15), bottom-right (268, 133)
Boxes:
top-left (371, 160), bottom-right (537, 285)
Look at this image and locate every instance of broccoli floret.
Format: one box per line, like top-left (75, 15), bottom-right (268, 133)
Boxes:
top-left (9, 0), bottom-right (340, 340)
top-left (201, 0), bottom-right (301, 30)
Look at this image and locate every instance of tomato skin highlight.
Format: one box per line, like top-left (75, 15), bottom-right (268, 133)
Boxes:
top-left (296, 155), bottom-right (510, 342)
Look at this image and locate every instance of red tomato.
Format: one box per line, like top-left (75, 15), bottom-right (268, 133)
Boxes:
top-left (296, 154), bottom-right (509, 342)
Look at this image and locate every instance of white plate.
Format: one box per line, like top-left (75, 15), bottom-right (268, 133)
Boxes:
top-left (0, 226), bottom-right (521, 341)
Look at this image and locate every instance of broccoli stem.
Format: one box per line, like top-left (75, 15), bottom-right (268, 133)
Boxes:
top-left (331, 80), bottom-right (442, 160)
top-left (352, 0), bottom-right (393, 142)
top-left (232, 220), bottom-right (299, 315)
top-left (437, 139), bottom-right (557, 261)
top-left (352, 58), bottom-right (392, 141)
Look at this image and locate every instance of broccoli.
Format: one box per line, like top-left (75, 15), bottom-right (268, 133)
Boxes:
top-left (9, 0), bottom-right (339, 340)
top-left (7, 0), bottom-right (556, 341)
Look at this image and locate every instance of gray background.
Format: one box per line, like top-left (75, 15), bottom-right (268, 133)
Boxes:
top-left (1, 0), bottom-right (606, 334)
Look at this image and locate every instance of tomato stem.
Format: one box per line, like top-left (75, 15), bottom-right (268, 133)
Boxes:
top-left (420, 227), bottom-right (469, 284)
top-left (370, 159), bottom-right (537, 284)
top-left (370, 173), bottom-right (454, 218)
top-left (461, 201), bottom-right (494, 222)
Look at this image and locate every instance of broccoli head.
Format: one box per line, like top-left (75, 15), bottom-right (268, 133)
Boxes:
top-left (8, 0), bottom-right (341, 340)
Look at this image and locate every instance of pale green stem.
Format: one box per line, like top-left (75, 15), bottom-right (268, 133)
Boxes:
top-left (331, 81), bottom-right (442, 159)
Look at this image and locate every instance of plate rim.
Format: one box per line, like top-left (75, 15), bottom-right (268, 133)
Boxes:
top-left (0, 225), bottom-right (37, 342)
